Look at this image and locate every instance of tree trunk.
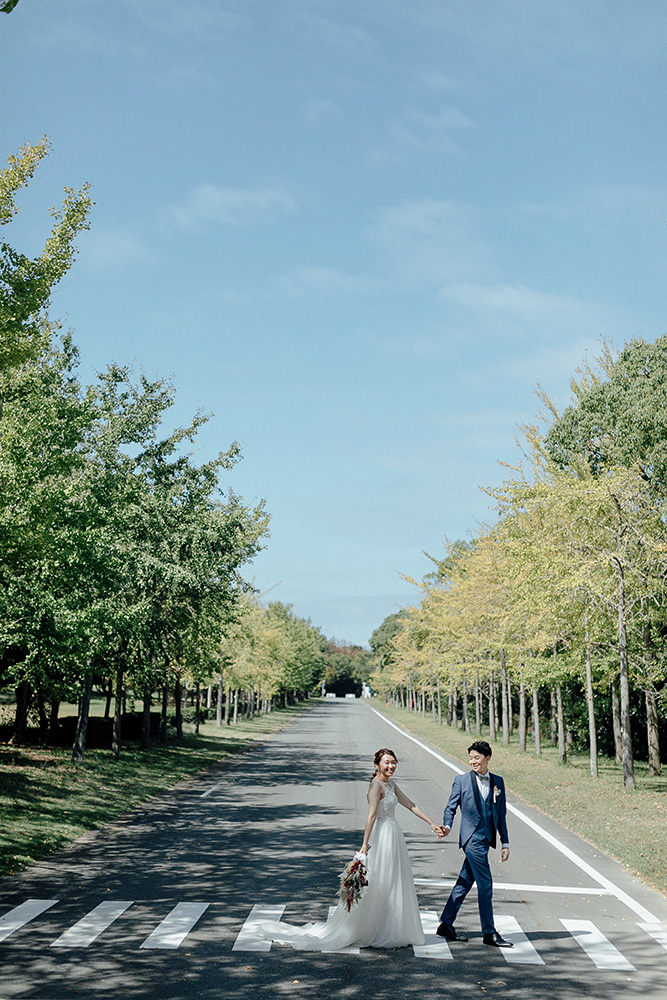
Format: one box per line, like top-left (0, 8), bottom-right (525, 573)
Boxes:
top-left (160, 683), bottom-right (168, 744)
top-left (642, 624), bottom-right (661, 776)
top-left (586, 624), bottom-right (598, 778)
top-left (500, 650), bottom-right (509, 745)
top-left (531, 687), bottom-right (541, 756)
top-left (610, 679), bottom-right (622, 763)
top-left (216, 673), bottom-right (223, 727)
top-left (518, 682), bottom-right (527, 752)
top-left (232, 688), bottom-right (239, 725)
top-left (195, 682), bottom-right (201, 734)
top-left (49, 698), bottom-right (60, 742)
top-left (37, 691), bottom-right (49, 733)
top-left (10, 679), bottom-right (31, 746)
top-left (645, 688), bottom-right (661, 776)
top-left (174, 675), bottom-right (183, 740)
top-left (72, 675), bottom-right (93, 764)
top-left (462, 677), bottom-right (469, 733)
top-left (140, 687), bottom-right (152, 750)
top-left (112, 663), bottom-right (124, 760)
top-left (614, 556), bottom-right (635, 789)
top-left (488, 672), bottom-right (496, 741)
top-left (584, 612), bottom-right (598, 778)
top-left (206, 685), bottom-right (212, 710)
top-left (224, 686), bottom-right (231, 725)
top-left (436, 675), bottom-right (442, 725)
top-left (556, 685), bottom-right (566, 764)
top-left (550, 687), bottom-right (558, 746)
top-left (475, 675), bottom-right (481, 735)
top-left (104, 682), bottom-right (113, 719)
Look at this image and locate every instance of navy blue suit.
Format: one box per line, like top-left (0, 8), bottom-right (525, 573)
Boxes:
top-left (440, 770), bottom-right (509, 935)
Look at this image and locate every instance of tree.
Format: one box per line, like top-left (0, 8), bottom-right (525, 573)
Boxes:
top-left (1, 138), bottom-right (92, 399)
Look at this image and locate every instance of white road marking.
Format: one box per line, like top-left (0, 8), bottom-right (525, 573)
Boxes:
top-left (232, 904), bottom-right (285, 952)
top-left (560, 918), bottom-right (635, 971)
top-left (415, 878), bottom-right (612, 895)
top-left (370, 708), bottom-right (660, 923)
top-left (638, 921), bottom-right (667, 951)
top-left (0, 900), bottom-right (59, 942)
top-left (140, 902), bottom-right (209, 949)
top-left (494, 914), bottom-right (544, 964)
top-left (50, 901), bottom-right (134, 948)
top-left (412, 910), bottom-right (453, 960)
top-left (323, 905), bottom-right (359, 953)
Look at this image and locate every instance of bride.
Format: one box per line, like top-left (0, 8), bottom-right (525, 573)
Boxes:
top-left (255, 747), bottom-right (443, 950)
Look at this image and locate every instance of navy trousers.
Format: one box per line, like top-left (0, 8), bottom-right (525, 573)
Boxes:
top-left (440, 833), bottom-right (495, 934)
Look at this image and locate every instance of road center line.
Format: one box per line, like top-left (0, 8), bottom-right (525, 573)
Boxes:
top-left (370, 707), bottom-right (659, 923)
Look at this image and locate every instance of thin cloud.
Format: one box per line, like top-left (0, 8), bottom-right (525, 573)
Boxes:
top-left (270, 265), bottom-right (382, 299)
top-left (368, 198), bottom-right (493, 285)
top-left (79, 227), bottom-right (152, 272)
top-left (304, 98), bottom-right (339, 123)
top-left (121, 0), bottom-right (246, 38)
top-left (168, 183), bottom-right (298, 229)
top-left (420, 71), bottom-right (464, 92)
top-left (439, 281), bottom-right (626, 335)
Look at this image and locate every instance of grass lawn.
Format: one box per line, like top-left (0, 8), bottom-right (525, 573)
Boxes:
top-left (369, 700), bottom-right (667, 897)
top-left (0, 698), bottom-right (311, 879)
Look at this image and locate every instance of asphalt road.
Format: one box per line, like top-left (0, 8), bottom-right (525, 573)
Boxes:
top-left (1, 698), bottom-right (667, 1000)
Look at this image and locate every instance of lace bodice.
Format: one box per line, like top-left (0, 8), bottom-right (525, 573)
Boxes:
top-left (373, 779), bottom-right (397, 822)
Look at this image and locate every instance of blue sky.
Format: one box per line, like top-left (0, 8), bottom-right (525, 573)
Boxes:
top-left (3, 1), bottom-right (667, 645)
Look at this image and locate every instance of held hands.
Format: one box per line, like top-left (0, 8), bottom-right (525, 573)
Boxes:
top-left (438, 825), bottom-right (451, 837)
top-left (431, 824), bottom-right (446, 839)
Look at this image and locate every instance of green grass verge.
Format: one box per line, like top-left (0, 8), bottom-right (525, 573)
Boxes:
top-left (369, 701), bottom-right (667, 896)
top-left (0, 701), bottom-right (312, 879)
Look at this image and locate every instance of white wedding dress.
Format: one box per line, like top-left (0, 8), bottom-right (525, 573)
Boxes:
top-left (255, 779), bottom-right (425, 950)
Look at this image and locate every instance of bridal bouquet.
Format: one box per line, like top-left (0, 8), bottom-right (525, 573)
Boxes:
top-left (339, 852), bottom-right (369, 912)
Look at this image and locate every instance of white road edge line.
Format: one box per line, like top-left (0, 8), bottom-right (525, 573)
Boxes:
top-left (370, 707), bottom-right (659, 923)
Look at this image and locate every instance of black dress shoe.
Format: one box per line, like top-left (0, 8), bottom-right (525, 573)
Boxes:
top-left (483, 931), bottom-right (514, 948)
top-left (436, 922), bottom-right (468, 941)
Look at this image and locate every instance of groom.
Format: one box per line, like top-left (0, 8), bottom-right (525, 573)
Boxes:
top-left (436, 740), bottom-right (513, 948)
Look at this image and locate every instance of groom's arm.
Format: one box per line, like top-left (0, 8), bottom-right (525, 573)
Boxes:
top-left (442, 775), bottom-right (462, 834)
top-left (495, 775), bottom-right (510, 860)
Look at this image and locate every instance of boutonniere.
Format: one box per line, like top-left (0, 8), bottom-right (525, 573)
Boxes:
top-left (493, 785), bottom-right (500, 804)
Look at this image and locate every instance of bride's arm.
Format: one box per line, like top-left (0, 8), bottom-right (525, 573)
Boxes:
top-left (394, 782), bottom-right (443, 836)
top-left (360, 782), bottom-right (383, 854)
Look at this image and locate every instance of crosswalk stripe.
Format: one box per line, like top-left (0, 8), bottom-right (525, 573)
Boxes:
top-left (232, 904), bottom-right (286, 952)
top-left (51, 901), bottom-right (134, 948)
top-left (140, 902), bottom-right (209, 949)
top-left (638, 921), bottom-right (667, 952)
top-left (560, 918), bottom-right (635, 971)
top-left (494, 915), bottom-right (545, 964)
top-left (324, 905), bottom-right (360, 953)
top-left (0, 900), bottom-right (59, 943)
top-left (412, 910), bottom-right (453, 960)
